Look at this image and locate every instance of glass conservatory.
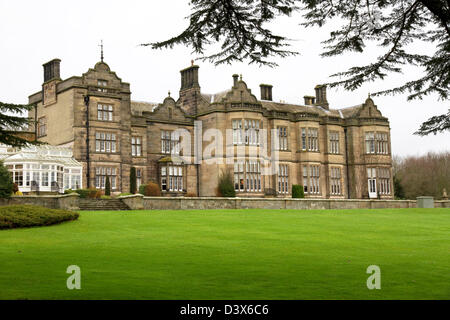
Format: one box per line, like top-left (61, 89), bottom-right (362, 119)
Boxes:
top-left (0, 144), bottom-right (83, 194)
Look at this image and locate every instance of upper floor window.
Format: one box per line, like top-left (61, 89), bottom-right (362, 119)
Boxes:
top-left (303, 164), bottom-right (320, 194)
top-left (329, 131), bottom-right (340, 154)
top-left (97, 104), bottom-right (113, 121)
top-left (132, 137), bottom-right (142, 157)
top-left (38, 117), bottom-right (47, 137)
top-left (97, 80), bottom-right (108, 92)
top-left (234, 160), bottom-right (262, 192)
top-left (277, 126), bottom-right (288, 151)
top-left (365, 132), bottom-right (389, 154)
top-left (161, 130), bottom-right (180, 155)
top-left (301, 127), bottom-right (319, 151)
top-left (232, 119), bottom-right (261, 145)
top-left (278, 164), bottom-right (289, 194)
top-left (330, 167), bottom-right (342, 195)
top-left (376, 133), bottom-right (389, 154)
top-left (95, 132), bottom-right (117, 153)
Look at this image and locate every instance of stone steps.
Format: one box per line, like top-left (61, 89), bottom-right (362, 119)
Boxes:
top-left (78, 199), bottom-right (130, 211)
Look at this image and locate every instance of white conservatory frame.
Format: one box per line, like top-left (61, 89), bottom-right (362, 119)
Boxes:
top-left (0, 144), bottom-right (83, 194)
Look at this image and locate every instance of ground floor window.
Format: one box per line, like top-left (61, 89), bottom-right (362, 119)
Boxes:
top-left (330, 167), bottom-right (342, 195)
top-left (5, 163), bottom-right (72, 192)
top-left (378, 168), bottom-right (391, 195)
top-left (64, 168), bottom-right (82, 190)
top-left (160, 164), bottom-right (183, 192)
top-left (234, 160), bottom-right (262, 193)
top-left (278, 164), bottom-right (289, 194)
top-left (367, 168), bottom-right (377, 197)
top-left (303, 164), bottom-right (320, 194)
top-left (95, 167), bottom-right (117, 190)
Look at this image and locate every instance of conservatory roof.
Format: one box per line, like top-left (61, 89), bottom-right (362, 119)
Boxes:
top-left (0, 144), bottom-right (82, 168)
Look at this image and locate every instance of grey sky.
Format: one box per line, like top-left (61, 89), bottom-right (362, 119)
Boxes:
top-left (1, 0), bottom-right (448, 157)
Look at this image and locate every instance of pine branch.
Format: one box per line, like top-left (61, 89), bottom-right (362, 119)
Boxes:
top-left (414, 110), bottom-right (450, 135)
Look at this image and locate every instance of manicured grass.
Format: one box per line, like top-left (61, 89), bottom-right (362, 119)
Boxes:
top-left (0, 208), bottom-right (449, 299)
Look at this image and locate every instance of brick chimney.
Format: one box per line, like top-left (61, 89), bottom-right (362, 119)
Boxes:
top-left (260, 84), bottom-right (273, 101)
top-left (314, 84), bottom-right (329, 109)
top-left (43, 59), bottom-right (61, 83)
top-left (178, 62), bottom-right (201, 115)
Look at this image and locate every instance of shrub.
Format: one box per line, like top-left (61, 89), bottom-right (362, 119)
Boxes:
top-left (292, 185), bottom-right (305, 198)
top-left (393, 175), bottom-right (405, 199)
top-left (64, 189), bottom-right (76, 195)
top-left (218, 170), bottom-right (236, 198)
top-left (0, 205), bottom-right (79, 230)
top-left (144, 182), bottom-right (161, 196)
top-left (130, 167), bottom-right (137, 194)
top-left (0, 160), bottom-right (13, 199)
top-left (138, 184), bottom-right (147, 195)
top-left (185, 192), bottom-right (197, 197)
top-left (75, 188), bottom-right (101, 199)
top-left (105, 176), bottom-right (111, 196)
top-left (101, 195), bottom-right (112, 199)
top-left (75, 189), bottom-right (89, 198)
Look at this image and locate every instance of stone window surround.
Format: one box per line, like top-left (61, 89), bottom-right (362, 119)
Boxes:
top-left (302, 163), bottom-right (321, 195)
top-left (38, 116), bottom-right (47, 138)
top-left (300, 126), bottom-right (320, 152)
top-left (329, 166), bottom-right (342, 195)
top-left (328, 131), bottom-right (340, 154)
top-left (232, 118), bottom-right (261, 146)
top-left (160, 163), bottom-right (185, 193)
top-left (365, 131), bottom-right (390, 155)
top-left (95, 131), bottom-right (118, 153)
top-left (97, 103), bottom-right (113, 121)
top-left (278, 163), bottom-right (289, 194)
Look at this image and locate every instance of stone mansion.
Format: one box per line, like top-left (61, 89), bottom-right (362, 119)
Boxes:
top-left (27, 57), bottom-right (394, 199)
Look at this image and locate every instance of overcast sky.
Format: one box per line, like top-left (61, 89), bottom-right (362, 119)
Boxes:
top-left (1, 0), bottom-right (448, 157)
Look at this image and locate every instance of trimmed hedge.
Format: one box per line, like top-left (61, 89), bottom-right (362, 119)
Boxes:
top-left (292, 185), bottom-right (305, 198)
top-left (0, 205), bottom-right (79, 230)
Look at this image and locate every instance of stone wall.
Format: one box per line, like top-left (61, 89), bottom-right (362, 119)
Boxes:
top-left (0, 193), bottom-right (79, 210)
top-left (141, 197), bottom-right (426, 211)
top-left (1, 195), bottom-right (448, 211)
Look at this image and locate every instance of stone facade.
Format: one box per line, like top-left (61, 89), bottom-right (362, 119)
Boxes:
top-left (28, 58), bottom-right (394, 199)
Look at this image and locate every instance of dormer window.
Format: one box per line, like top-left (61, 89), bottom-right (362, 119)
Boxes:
top-left (97, 80), bottom-right (108, 92)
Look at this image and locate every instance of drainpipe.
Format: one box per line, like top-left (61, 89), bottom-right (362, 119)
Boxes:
top-left (34, 104), bottom-right (38, 142)
top-left (194, 91), bottom-right (200, 197)
top-left (84, 95), bottom-right (90, 188)
top-left (344, 127), bottom-right (351, 199)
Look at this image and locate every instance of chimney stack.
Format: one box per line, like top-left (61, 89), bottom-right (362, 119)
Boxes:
top-left (180, 64), bottom-right (200, 91)
top-left (304, 96), bottom-right (315, 106)
top-left (314, 84), bottom-right (329, 109)
top-left (43, 59), bottom-right (61, 83)
top-left (260, 84), bottom-right (273, 101)
top-left (232, 74), bottom-right (239, 87)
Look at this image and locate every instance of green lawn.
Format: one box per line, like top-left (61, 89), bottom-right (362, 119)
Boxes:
top-left (0, 208), bottom-right (449, 300)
